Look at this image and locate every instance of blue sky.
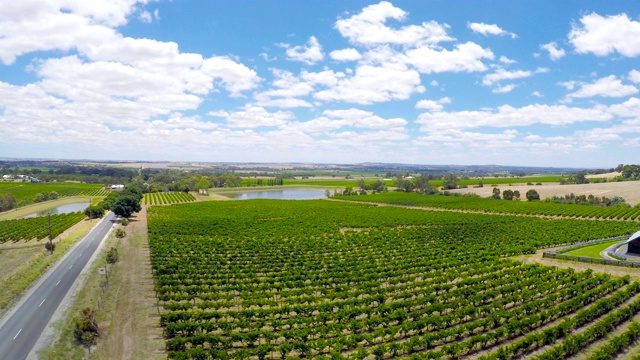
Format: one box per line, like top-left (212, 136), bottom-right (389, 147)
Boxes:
top-left (1, 1), bottom-right (640, 168)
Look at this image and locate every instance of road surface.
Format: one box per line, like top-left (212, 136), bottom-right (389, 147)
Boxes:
top-left (0, 212), bottom-right (116, 360)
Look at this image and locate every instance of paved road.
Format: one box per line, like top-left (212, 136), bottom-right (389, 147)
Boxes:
top-left (0, 212), bottom-right (116, 360)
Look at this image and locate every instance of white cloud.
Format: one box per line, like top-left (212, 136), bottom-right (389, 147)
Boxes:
top-left (329, 48), bottom-right (362, 62)
top-left (225, 106), bottom-right (294, 128)
top-left (207, 110), bottom-right (229, 117)
top-left (139, 10), bottom-right (152, 23)
top-left (482, 69), bottom-right (532, 86)
top-left (499, 56), bottom-right (516, 64)
top-left (566, 75), bottom-right (638, 99)
top-left (532, 91), bottom-right (543, 97)
top-left (629, 70), bottom-right (640, 83)
top-left (415, 97), bottom-right (451, 111)
top-left (416, 103), bottom-right (612, 131)
top-left (468, 22), bottom-right (516, 39)
top-left (335, 1), bottom-right (453, 46)
top-left (403, 41), bottom-right (494, 74)
top-left (285, 36), bottom-right (324, 65)
top-left (493, 84), bottom-right (516, 93)
top-left (314, 63), bottom-right (424, 104)
top-left (569, 13), bottom-right (640, 57)
top-left (540, 42), bottom-right (566, 60)
top-left (323, 108), bottom-right (407, 129)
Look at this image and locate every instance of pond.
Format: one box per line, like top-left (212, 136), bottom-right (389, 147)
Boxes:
top-left (21, 201), bottom-right (91, 219)
top-left (226, 189), bottom-right (328, 200)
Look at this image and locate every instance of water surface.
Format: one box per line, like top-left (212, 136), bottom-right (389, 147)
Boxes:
top-left (21, 202), bottom-right (90, 218)
top-left (226, 189), bottom-right (328, 200)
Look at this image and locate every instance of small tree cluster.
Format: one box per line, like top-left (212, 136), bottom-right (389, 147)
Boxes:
top-left (44, 242), bottom-right (55, 252)
top-left (84, 206), bottom-right (105, 219)
top-left (106, 247), bottom-right (119, 264)
top-left (0, 193), bottom-right (16, 211)
top-left (34, 191), bottom-right (59, 203)
top-left (73, 307), bottom-right (99, 351)
top-left (101, 186), bottom-right (143, 218)
top-left (115, 228), bottom-right (126, 238)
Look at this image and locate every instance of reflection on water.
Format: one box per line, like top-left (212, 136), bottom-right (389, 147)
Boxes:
top-left (227, 189), bottom-right (327, 200)
top-left (21, 202), bottom-right (90, 218)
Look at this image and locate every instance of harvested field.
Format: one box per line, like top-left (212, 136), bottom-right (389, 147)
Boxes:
top-left (449, 180), bottom-right (640, 205)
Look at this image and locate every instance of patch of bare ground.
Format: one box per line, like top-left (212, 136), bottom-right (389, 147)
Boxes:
top-left (91, 206), bottom-right (165, 360)
top-left (449, 180), bottom-right (640, 206)
top-left (208, 192), bottom-right (232, 200)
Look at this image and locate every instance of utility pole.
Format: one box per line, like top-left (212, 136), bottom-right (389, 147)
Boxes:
top-left (47, 211), bottom-right (53, 254)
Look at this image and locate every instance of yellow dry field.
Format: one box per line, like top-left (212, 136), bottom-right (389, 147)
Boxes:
top-left (448, 180), bottom-right (640, 205)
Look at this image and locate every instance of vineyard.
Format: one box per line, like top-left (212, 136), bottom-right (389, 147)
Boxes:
top-left (0, 182), bottom-right (109, 207)
top-left (148, 200), bottom-right (640, 359)
top-left (338, 192), bottom-right (640, 220)
top-left (0, 212), bottom-right (86, 243)
top-left (143, 192), bottom-right (196, 205)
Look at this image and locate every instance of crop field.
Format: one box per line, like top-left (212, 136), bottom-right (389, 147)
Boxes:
top-left (0, 182), bottom-right (108, 207)
top-left (148, 200), bottom-right (640, 359)
top-left (339, 192), bottom-right (640, 220)
top-left (0, 212), bottom-right (86, 243)
top-left (143, 192), bottom-right (197, 205)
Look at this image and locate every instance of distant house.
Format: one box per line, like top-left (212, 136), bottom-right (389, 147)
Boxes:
top-left (29, 177), bottom-right (40, 183)
top-left (2, 175), bottom-right (12, 180)
top-left (624, 230), bottom-right (640, 255)
top-left (16, 175), bottom-right (29, 179)
top-left (111, 184), bottom-right (125, 191)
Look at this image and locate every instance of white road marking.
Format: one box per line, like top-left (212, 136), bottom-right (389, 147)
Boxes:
top-left (13, 329), bottom-right (22, 340)
top-left (69, 265), bottom-right (73, 269)
top-left (56, 280), bottom-right (61, 286)
top-left (79, 252), bottom-right (83, 257)
top-left (39, 299), bottom-right (46, 307)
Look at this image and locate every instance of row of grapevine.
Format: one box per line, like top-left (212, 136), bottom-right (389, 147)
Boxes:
top-left (339, 192), bottom-right (640, 220)
top-left (0, 212), bottom-right (86, 243)
top-left (147, 200), bottom-right (640, 359)
top-left (144, 192), bottom-right (196, 206)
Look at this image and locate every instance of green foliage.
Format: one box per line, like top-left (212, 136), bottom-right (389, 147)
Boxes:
top-left (102, 186), bottom-right (143, 218)
top-left (526, 189), bottom-right (540, 201)
top-left (84, 205), bottom-right (105, 219)
top-left (0, 193), bottom-right (16, 212)
top-left (443, 173), bottom-right (459, 189)
top-left (148, 200), bottom-right (638, 359)
top-left (45, 241), bottom-right (55, 252)
top-left (73, 307), bottom-right (99, 346)
top-left (106, 247), bottom-right (119, 264)
top-left (115, 228), bottom-right (126, 239)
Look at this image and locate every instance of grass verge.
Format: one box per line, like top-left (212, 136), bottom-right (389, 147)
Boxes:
top-left (0, 218), bottom-right (99, 319)
top-left (563, 239), bottom-right (623, 258)
top-left (39, 225), bottom-right (120, 359)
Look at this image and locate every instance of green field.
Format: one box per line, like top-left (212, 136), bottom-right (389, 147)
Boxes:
top-left (562, 239), bottom-right (623, 259)
top-left (148, 200), bottom-right (639, 359)
top-left (0, 182), bottom-right (108, 208)
top-left (143, 192), bottom-right (196, 205)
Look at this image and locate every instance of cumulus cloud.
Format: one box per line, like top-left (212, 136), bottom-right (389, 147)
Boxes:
top-left (415, 97), bottom-right (451, 111)
top-left (499, 56), bottom-right (516, 64)
top-left (468, 22), bottom-right (516, 38)
top-left (225, 106), bottom-right (294, 128)
top-left (403, 42), bottom-right (494, 73)
top-left (284, 36), bottom-right (324, 65)
top-left (314, 63), bottom-right (424, 104)
top-left (569, 13), bottom-right (640, 57)
top-left (335, 1), bottom-right (454, 46)
top-left (493, 84), bottom-right (517, 93)
top-left (329, 48), bottom-right (362, 61)
top-left (629, 70), bottom-right (640, 83)
top-left (566, 75), bottom-right (638, 99)
top-left (416, 103), bottom-right (612, 131)
top-left (540, 42), bottom-right (566, 60)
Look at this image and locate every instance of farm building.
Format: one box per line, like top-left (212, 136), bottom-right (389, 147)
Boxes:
top-left (624, 230), bottom-right (640, 255)
top-left (111, 184), bottom-right (125, 191)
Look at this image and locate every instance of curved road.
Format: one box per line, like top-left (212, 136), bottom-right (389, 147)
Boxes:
top-left (0, 212), bottom-right (116, 360)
